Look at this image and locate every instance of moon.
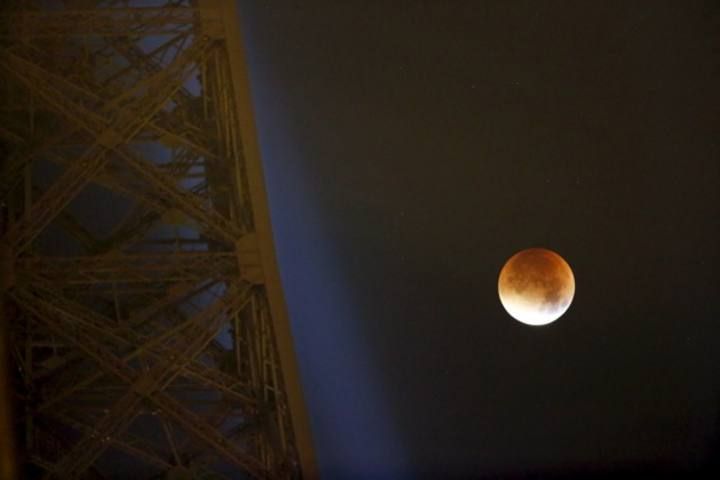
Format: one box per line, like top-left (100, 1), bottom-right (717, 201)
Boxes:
top-left (498, 248), bottom-right (575, 326)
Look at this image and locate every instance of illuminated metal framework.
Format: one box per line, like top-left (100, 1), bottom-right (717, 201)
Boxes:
top-left (0, 1), bottom-right (313, 479)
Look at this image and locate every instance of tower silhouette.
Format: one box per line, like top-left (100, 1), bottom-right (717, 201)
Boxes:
top-left (0, 1), bottom-right (315, 478)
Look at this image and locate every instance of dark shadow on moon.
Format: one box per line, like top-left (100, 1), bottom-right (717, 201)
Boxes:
top-left (504, 267), bottom-right (570, 312)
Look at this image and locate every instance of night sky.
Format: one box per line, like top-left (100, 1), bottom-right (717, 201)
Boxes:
top-left (238, 2), bottom-right (720, 478)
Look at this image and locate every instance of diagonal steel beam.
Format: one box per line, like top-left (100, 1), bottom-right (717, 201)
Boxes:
top-left (35, 281), bottom-right (202, 411)
top-left (11, 284), bottom-right (268, 479)
top-left (117, 146), bottom-right (243, 244)
top-left (2, 43), bottom-right (240, 247)
top-left (0, 37), bottom-right (212, 254)
top-left (24, 280), bottom-right (255, 413)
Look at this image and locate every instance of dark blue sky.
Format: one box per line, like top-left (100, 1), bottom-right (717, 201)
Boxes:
top-left (239, 2), bottom-right (720, 478)
top-left (239, 5), bottom-right (407, 477)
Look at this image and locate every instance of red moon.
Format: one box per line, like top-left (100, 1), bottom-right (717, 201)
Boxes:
top-left (498, 248), bottom-right (575, 326)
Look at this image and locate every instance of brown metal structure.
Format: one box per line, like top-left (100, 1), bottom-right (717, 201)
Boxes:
top-left (0, 1), bottom-right (316, 478)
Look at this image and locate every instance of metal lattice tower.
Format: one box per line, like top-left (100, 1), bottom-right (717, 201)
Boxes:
top-left (0, 1), bottom-right (316, 478)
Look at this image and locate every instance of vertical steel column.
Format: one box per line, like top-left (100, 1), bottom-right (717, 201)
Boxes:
top-left (210, 1), bottom-right (318, 477)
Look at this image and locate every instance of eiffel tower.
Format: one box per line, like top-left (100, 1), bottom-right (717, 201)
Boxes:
top-left (0, 1), bottom-right (316, 478)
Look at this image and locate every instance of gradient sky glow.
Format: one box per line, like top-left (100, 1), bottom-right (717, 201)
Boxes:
top-left (239, 1), bottom-right (720, 478)
top-left (239, 11), bottom-right (407, 476)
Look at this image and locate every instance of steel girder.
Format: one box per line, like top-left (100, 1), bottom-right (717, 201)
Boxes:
top-left (1, 2), bottom-right (311, 479)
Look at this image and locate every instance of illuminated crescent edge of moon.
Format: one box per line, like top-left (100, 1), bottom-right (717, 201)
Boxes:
top-left (498, 288), bottom-right (575, 326)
